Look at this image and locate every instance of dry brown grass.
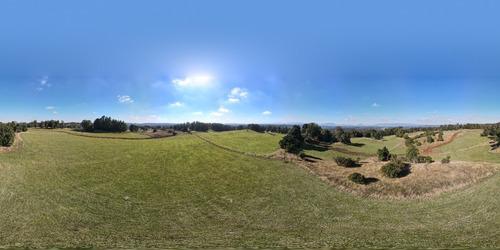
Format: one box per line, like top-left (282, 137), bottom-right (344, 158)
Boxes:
top-left (273, 150), bottom-right (500, 199)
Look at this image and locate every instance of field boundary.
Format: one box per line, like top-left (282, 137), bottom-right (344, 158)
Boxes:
top-left (58, 130), bottom-right (156, 140)
top-left (420, 131), bottom-right (461, 155)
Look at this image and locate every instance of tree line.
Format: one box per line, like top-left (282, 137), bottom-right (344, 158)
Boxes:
top-left (81, 116), bottom-right (128, 133)
top-left (0, 122), bottom-right (28, 147)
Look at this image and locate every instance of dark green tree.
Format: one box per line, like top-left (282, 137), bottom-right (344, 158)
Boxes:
top-left (80, 120), bottom-right (93, 132)
top-left (0, 123), bottom-right (15, 147)
top-left (377, 146), bottom-right (391, 161)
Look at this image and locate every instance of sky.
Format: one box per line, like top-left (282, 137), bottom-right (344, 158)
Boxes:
top-left (1, 1), bottom-right (500, 125)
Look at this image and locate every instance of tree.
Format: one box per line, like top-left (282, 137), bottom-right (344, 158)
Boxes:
top-left (319, 129), bottom-right (333, 143)
top-left (129, 124), bottom-right (139, 132)
top-left (279, 125), bottom-right (304, 153)
top-left (334, 126), bottom-right (344, 141)
top-left (340, 133), bottom-right (351, 144)
top-left (437, 131), bottom-right (444, 141)
top-left (406, 145), bottom-right (420, 163)
top-left (302, 123), bottom-right (322, 140)
top-left (0, 123), bottom-right (15, 147)
top-left (81, 120), bottom-right (93, 132)
top-left (427, 134), bottom-right (434, 143)
top-left (377, 146), bottom-right (391, 161)
top-left (279, 134), bottom-right (302, 153)
top-left (380, 160), bottom-right (406, 178)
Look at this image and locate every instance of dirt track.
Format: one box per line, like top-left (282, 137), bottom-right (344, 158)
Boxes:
top-left (420, 132), bottom-right (460, 155)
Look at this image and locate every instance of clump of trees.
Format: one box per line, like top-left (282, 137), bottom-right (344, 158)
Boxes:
top-left (0, 123), bottom-right (15, 147)
top-left (334, 156), bottom-right (357, 167)
top-left (129, 124), bottom-right (139, 132)
top-left (380, 159), bottom-right (406, 178)
top-left (405, 145), bottom-right (433, 163)
top-left (437, 131), bottom-right (444, 141)
top-left (279, 125), bottom-right (304, 153)
top-left (348, 172), bottom-right (366, 184)
top-left (93, 116), bottom-right (128, 132)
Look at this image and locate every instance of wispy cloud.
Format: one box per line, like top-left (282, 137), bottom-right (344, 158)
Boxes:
top-left (262, 111), bottom-right (272, 115)
top-left (118, 95), bottom-right (134, 103)
top-left (218, 106), bottom-right (230, 113)
top-left (227, 87), bottom-right (248, 102)
top-left (45, 106), bottom-right (55, 110)
top-left (36, 76), bottom-right (52, 91)
top-left (372, 102), bottom-right (380, 108)
top-left (169, 102), bottom-right (184, 107)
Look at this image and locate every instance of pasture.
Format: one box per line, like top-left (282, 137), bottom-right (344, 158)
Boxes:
top-left (0, 129), bottom-right (499, 248)
top-left (63, 129), bottom-right (152, 139)
top-left (196, 130), bottom-right (283, 155)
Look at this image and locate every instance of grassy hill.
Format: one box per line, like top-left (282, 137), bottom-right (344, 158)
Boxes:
top-left (197, 130), bottom-right (283, 155)
top-left (0, 129), bottom-right (499, 248)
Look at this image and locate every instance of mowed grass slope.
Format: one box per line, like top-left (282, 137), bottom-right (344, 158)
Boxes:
top-left (336, 135), bottom-right (405, 155)
top-left (63, 129), bottom-right (151, 139)
top-left (0, 129), bottom-right (499, 247)
top-left (197, 130), bottom-right (283, 155)
top-left (434, 130), bottom-right (500, 163)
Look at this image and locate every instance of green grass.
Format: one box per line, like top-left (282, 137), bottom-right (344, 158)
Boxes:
top-left (302, 135), bottom-right (405, 161)
top-left (0, 129), bottom-right (499, 248)
top-left (337, 135), bottom-right (405, 155)
top-left (435, 130), bottom-right (500, 163)
top-left (63, 129), bottom-right (151, 139)
top-left (197, 130), bottom-right (283, 154)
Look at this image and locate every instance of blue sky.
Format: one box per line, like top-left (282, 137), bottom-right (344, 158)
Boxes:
top-left (1, 1), bottom-right (500, 125)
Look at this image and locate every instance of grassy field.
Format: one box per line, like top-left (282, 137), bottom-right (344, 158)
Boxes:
top-left (0, 129), bottom-right (499, 248)
top-left (433, 130), bottom-right (500, 163)
top-left (63, 129), bottom-right (151, 139)
top-left (197, 130), bottom-right (283, 155)
top-left (336, 135), bottom-right (405, 155)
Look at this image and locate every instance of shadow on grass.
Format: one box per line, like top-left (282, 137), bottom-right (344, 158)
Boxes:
top-left (400, 163), bottom-right (412, 178)
top-left (365, 177), bottom-right (379, 184)
top-left (303, 143), bottom-right (329, 152)
top-left (349, 143), bottom-right (365, 147)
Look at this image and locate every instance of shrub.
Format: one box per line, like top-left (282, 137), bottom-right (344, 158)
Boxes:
top-left (441, 156), bottom-right (451, 164)
top-left (0, 123), bottom-right (15, 147)
top-left (334, 156), bottom-right (357, 167)
top-left (406, 145), bottom-right (420, 163)
top-left (425, 156), bottom-right (434, 163)
top-left (377, 146), bottom-right (390, 161)
top-left (348, 172), bottom-right (366, 184)
top-left (416, 141), bottom-right (422, 146)
top-left (380, 160), bottom-right (406, 178)
top-left (298, 152), bottom-right (306, 159)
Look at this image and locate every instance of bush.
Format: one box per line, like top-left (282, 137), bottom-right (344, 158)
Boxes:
top-left (380, 160), bottom-right (406, 178)
top-left (298, 152), bottom-right (306, 159)
top-left (425, 156), bottom-right (434, 163)
top-left (348, 172), bottom-right (366, 184)
top-left (441, 156), bottom-right (451, 164)
top-left (279, 134), bottom-right (302, 153)
top-left (0, 123), bottom-right (15, 147)
top-left (377, 146), bottom-right (390, 161)
top-left (334, 156), bottom-right (357, 167)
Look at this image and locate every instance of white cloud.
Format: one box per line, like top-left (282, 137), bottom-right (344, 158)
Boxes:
top-left (227, 87), bottom-right (248, 102)
top-left (45, 106), bottom-right (55, 110)
top-left (169, 102), bottom-right (184, 107)
top-left (372, 102), bottom-right (380, 108)
top-left (171, 75), bottom-right (212, 87)
top-left (36, 76), bottom-right (52, 91)
top-left (118, 95), bottom-right (134, 103)
top-left (218, 106), bottom-right (230, 113)
top-left (193, 111), bottom-right (203, 115)
top-left (211, 112), bottom-right (223, 117)
top-left (262, 111), bottom-right (272, 115)
top-left (53, 111), bottom-right (58, 114)
top-left (229, 87), bottom-right (248, 97)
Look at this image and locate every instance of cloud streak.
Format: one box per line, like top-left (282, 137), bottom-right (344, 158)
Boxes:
top-left (118, 95), bottom-right (134, 103)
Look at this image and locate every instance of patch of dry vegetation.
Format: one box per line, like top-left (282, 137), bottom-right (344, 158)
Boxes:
top-left (277, 152), bottom-right (500, 199)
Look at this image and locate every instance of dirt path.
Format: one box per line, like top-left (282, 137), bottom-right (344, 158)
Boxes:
top-left (420, 132), bottom-right (461, 155)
